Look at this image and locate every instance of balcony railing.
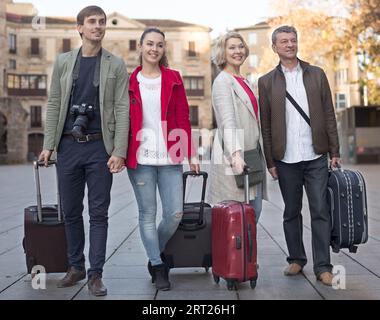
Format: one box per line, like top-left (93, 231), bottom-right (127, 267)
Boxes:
top-left (7, 74), bottom-right (47, 97)
top-left (7, 88), bottom-right (47, 96)
top-left (185, 89), bottom-right (204, 97)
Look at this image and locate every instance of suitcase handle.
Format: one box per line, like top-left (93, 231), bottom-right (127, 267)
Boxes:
top-left (247, 224), bottom-right (253, 262)
top-left (35, 160), bottom-right (56, 167)
top-left (182, 171), bottom-right (208, 225)
top-left (329, 162), bottom-right (342, 172)
top-left (33, 160), bottom-right (62, 223)
top-left (243, 166), bottom-right (251, 204)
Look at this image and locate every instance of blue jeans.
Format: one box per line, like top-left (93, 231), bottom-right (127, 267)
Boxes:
top-left (127, 165), bottom-right (184, 266)
top-left (249, 183), bottom-right (263, 223)
top-left (57, 138), bottom-right (112, 278)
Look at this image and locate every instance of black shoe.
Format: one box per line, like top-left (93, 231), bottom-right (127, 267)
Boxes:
top-left (152, 263), bottom-right (170, 290)
top-left (148, 253), bottom-right (167, 284)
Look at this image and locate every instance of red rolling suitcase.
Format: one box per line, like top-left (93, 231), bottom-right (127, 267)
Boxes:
top-left (212, 168), bottom-right (258, 290)
top-left (23, 160), bottom-right (68, 275)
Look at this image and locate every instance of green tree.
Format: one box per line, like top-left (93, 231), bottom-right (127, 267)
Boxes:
top-left (258, 1), bottom-right (344, 75)
top-left (343, 0), bottom-right (380, 104)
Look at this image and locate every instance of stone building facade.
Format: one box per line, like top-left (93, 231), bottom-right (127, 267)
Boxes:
top-left (0, 2), bottom-right (213, 163)
top-left (0, 0), bottom-right (29, 164)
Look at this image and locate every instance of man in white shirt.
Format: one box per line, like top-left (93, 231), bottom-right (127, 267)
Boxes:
top-left (258, 26), bottom-right (340, 286)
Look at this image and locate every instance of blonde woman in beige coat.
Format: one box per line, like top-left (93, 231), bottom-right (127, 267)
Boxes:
top-left (207, 32), bottom-right (268, 222)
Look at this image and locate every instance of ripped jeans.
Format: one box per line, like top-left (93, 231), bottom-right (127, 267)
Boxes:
top-left (127, 165), bottom-right (183, 266)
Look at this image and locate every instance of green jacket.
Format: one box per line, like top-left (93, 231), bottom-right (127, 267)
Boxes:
top-left (43, 47), bottom-right (129, 158)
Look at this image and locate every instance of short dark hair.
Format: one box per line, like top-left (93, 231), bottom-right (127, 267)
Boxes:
top-left (272, 25), bottom-right (298, 45)
top-left (76, 6), bottom-right (106, 25)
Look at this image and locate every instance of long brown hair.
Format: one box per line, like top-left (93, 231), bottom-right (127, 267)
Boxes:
top-left (139, 28), bottom-right (169, 67)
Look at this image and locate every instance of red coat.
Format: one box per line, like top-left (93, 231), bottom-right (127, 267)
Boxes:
top-left (126, 65), bottom-right (196, 169)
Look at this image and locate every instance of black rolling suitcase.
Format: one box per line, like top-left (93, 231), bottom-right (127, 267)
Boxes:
top-left (163, 171), bottom-right (212, 271)
top-left (23, 160), bottom-right (68, 274)
top-left (327, 166), bottom-right (368, 253)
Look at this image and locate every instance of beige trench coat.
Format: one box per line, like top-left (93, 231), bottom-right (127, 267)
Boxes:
top-left (207, 71), bottom-right (268, 204)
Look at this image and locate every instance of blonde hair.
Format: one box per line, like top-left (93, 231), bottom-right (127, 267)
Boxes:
top-left (213, 32), bottom-right (249, 70)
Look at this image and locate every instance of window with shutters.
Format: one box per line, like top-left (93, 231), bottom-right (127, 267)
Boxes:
top-left (189, 106), bottom-right (199, 126)
top-left (9, 34), bottom-right (16, 54)
top-left (31, 38), bottom-right (40, 55)
top-left (62, 39), bottom-right (71, 53)
top-left (188, 41), bottom-right (197, 57)
top-left (129, 40), bottom-right (137, 51)
top-left (183, 76), bottom-right (204, 97)
top-left (30, 106), bottom-right (42, 128)
top-left (9, 59), bottom-right (16, 70)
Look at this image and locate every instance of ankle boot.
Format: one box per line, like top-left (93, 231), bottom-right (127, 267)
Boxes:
top-left (147, 260), bottom-right (154, 283)
top-left (152, 263), bottom-right (170, 290)
top-left (148, 253), bottom-right (167, 284)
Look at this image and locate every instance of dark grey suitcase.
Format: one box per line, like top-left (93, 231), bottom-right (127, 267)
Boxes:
top-left (327, 167), bottom-right (368, 253)
top-left (163, 171), bottom-right (212, 271)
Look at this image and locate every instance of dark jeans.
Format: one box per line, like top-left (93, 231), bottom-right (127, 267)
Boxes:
top-left (57, 137), bottom-right (112, 278)
top-left (275, 154), bottom-right (332, 277)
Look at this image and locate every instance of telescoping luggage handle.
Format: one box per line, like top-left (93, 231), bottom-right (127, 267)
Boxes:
top-left (243, 166), bottom-right (253, 205)
top-left (33, 160), bottom-right (62, 223)
top-left (243, 166), bottom-right (254, 262)
top-left (182, 171), bottom-right (208, 227)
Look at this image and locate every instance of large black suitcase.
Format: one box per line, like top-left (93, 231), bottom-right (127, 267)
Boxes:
top-left (163, 171), bottom-right (212, 270)
top-left (327, 167), bottom-right (368, 253)
top-left (23, 160), bottom-right (68, 274)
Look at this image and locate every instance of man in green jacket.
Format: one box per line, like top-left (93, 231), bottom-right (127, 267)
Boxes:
top-left (39, 5), bottom-right (129, 296)
top-left (258, 25), bottom-right (340, 286)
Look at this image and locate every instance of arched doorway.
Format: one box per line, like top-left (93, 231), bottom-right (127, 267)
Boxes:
top-left (0, 112), bottom-right (7, 155)
top-left (28, 133), bottom-right (44, 161)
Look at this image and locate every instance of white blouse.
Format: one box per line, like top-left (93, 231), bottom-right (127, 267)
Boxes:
top-left (137, 72), bottom-right (173, 166)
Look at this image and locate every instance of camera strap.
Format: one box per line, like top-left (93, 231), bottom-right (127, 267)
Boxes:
top-left (69, 47), bottom-right (102, 108)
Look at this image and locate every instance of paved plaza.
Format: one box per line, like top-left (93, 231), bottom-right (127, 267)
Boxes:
top-left (0, 163), bottom-right (379, 300)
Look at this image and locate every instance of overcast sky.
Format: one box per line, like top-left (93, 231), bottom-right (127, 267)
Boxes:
top-left (14, 0), bottom-right (274, 38)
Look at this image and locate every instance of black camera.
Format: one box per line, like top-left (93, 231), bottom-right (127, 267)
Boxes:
top-left (70, 103), bottom-right (95, 138)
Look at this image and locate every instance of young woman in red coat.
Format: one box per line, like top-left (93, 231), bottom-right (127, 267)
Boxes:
top-left (126, 28), bottom-right (199, 290)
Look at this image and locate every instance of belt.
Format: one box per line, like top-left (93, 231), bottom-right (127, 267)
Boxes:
top-left (63, 133), bottom-right (103, 143)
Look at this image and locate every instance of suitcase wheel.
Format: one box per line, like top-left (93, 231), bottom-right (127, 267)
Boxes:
top-left (226, 280), bottom-right (237, 291)
top-left (250, 279), bottom-right (257, 289)
top-left (213, 274), bottom-right (220, 284)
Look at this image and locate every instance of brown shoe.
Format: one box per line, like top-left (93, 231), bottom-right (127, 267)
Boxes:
top-left (57, 267), bottom-right (86, 288)
top-left (88, 275), bottom-right (107, 296)
top-left (283, 263), bottom-right (303, 276)
top-left (317, 272), bottom-right (333, 286)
